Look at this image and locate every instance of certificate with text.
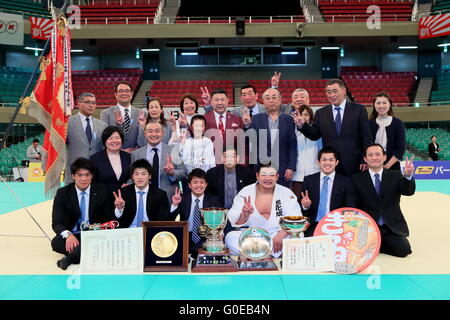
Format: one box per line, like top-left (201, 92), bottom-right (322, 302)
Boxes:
top-left (282, 235), bottom-right (334, 273)
top-left (80, 228), bottom-right (144, 274)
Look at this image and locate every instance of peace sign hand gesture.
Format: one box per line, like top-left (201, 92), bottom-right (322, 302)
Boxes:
top-left (271, 71), bottom-right (282, 87)
top-left (138, 110), bottom-right (146, 128)
top-left (113, 190), bottom-right (125, 210)
top-left (164, 155), bottom-right (175, 176)
top-left (172, 187), bottom-right (182, 206)
top-left (241, 196), bottom-right (254, 216)
top-left (300, 190), bottom-right (311, 209)
top-left (291, 110), bottom-right (305, 128)
top-left (200, 86), bottom-right (211, 106)
top-left (403, 156), bottom-right (415, 178)
top-left (114, 111), bottom-right (124, 126)
top-left (241, 107), bottom-right (252, 126)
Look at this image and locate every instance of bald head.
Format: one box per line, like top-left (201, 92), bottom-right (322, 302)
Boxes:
top-left (262, 88), bottom-right (282, 112)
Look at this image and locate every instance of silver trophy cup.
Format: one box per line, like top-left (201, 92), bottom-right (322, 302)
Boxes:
top-left (279, 216), bottom-right (310, 238)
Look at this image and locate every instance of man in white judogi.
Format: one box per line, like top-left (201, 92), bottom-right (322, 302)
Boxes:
top-left (225, 163), bottom-right (301, 258)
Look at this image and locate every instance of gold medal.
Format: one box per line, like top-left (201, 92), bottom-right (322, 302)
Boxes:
top-left (151, 231), bottom-right (178, 258)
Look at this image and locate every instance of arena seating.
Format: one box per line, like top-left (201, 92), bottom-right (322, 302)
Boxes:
top-left (249, 79), bottom-right (330, 106)
top-left (77, 0), bottom-right (159, 24)
top-left (406, 128), bottom-right (450, 160)
top-left (175, 16), bottom-right (305, 23)
top-left (430, 65), bottom-right (450, 103)
top-left (341, 70), bottom-right (416, 106)
top-left (149, 81), bottom-right (234, 106)
top-left (72, 69), bottom-right (143, 106)
top-left (432, 0), bottom-right (450, 13)
top-left (0, 66), bottom-right (35, 105)
top-left (318, 0), bottom-right (414, 22)
top-left (0, 0), bottom-right (49, 17)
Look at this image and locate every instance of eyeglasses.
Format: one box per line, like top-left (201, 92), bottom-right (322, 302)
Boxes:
top-left (80, 100), bottom-right (96, 105)
top-left (117, 89), bottom-right (132, 94)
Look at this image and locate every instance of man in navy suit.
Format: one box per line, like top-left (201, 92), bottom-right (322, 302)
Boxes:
top-left (301, 146), bottom-right (355, 236)
top-left (293, 79), bottom-right (373, 177)
top-left (170, 168), bottom-right (222, 255)
top-left (243, 88), bottom-right (297, 187)
top-left (51, 158), bottom-right (115, 270)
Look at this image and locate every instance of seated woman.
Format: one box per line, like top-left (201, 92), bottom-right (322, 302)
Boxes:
top-left (138, 97), bottom-right (173, 146)
top-left (175, 114), bottom-right (216, 173)
top-left (90, 126), bottom-right (131, 195)
top-left (369, 92), bottom-right (406, 170)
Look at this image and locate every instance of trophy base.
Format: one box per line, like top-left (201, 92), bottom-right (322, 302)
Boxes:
top-left (237, 256), bottom-right (278, 271)
top-left (191, 249), bottom-right (238, 273)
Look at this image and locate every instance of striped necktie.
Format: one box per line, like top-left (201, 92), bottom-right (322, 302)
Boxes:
top-left (192, 199), bottom-right (202, 244)
top-left (124, 108), bottom-right (131, 134)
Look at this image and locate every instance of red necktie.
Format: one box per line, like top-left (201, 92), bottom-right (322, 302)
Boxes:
top-left (218, 115), bottom-right (225, 141)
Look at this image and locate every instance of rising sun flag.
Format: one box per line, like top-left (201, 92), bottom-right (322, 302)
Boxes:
top-left (21, 16), bottom-right (73, 197)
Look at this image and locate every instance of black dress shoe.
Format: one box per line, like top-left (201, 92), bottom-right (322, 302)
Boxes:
top-left (57, 256), bottom-right (72, 270)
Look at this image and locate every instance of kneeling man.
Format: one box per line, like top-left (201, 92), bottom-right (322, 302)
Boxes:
top-left (225, 163), bottom-right (301, 258)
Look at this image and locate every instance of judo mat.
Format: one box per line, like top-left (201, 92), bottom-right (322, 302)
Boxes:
top-left (0, 181), bottom-right (449, 300)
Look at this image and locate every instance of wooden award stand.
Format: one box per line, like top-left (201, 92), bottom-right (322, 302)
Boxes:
top-left (191, 248), bottom-right (238, 273)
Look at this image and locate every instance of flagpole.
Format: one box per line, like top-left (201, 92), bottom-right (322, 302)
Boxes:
top-left (0, 0), bottom-right (70, 151)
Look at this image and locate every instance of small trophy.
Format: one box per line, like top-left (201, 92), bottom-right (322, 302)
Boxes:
top-left (191, 207), bottom-right (237, 272)
top-left (279, 216), bottom-right (310, 238)
top-left (237, 227), bottom-right (278, 271)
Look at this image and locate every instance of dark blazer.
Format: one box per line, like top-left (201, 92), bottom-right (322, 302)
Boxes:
top-left (300, 101), bottom-right (373, 177)
top-left (428, 142), bottom-right (440, 161)
top-left (369, 117), bottom-right (405, 165)
top-left (251, 112), bottom-right (298, 186)
top-left (351, 170), bottom-right (415, 237)
top-left (206, 165), bottom-right (255, 208)
top-left (52, 183), bottom-right (115, 235)
top-left (301, 172), bottom-right (355, 233)
top-left (90, 149), bottom-right (131, 195)
top-left (117, 184), bottom-right (172, 228)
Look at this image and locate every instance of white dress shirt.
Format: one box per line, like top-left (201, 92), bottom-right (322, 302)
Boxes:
top-left (117, 104), bottom-right (133, 121)
top-left (214, 111), bottom-right (227, 129)
top-left (319, 171), bottom-right (335, 215)
top-left (332, 99), bottom-right (346, 122)
top-left (61, 186), bottom-right (91, 238)
top-left (78, 113), bottom-right (96, 141)
top-left (146, 142), bottom-right (162, 186)
top-left (188, 193), bottom-right (204, 232)
top-left (115, 185), bottom-right (150, 228)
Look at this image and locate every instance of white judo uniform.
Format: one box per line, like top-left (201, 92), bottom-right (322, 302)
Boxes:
top-left (225, 182), bottom-right (301, 258)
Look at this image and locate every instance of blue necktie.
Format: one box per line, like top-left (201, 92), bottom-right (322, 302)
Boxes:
top-left (77, 191), bottom-right (87, 231)
top-left (316, 176), bottom-right (330, 222)
top-left (374, 173), bottom-right (384, 225)
top-left (85, 118), bottom-right (92, 144)
top-left (136, 191), bottom-right (145, 227)
top-left (192, 199), bottom-right (202, 244)
top-left (334, 107), bottom-right (342, 135)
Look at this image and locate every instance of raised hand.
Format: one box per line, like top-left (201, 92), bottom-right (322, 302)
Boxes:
top-left (200, 86), bottom-right (211, 106)
top-left (403, 156), bottom-right (415, 177)
top-left (178, 112), bottom-right (188, 128)
top-left (271, 71), bottom-right (282, 88)
top-left (113, 189), bottom-right (125, 210)
top-left (241, 196), bottom-right (254, 216)
top-left (168, 111), bottom-right (176, 129)
top-left (114, 111), bottom-right (124, 126)
top-left (241, 107), bottom-right (252, 126)
top-left (138, 110), bottom-right (146, 128)
top-left (172, 187), bottom-right (182, 206)
top-left (301, 190), bottom-right (311, 209)
top-left (291, 110), bottom-right (305, 128)
top-left (164, 155), bottom-right (175, 176)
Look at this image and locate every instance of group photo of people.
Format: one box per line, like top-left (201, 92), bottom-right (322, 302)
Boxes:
top-left (53, 76), bottom-right (417, 270)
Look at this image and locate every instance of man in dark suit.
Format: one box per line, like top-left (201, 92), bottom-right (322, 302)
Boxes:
top-left (206, 148), bottom-right (255, 208)
top-left (351, 143), bottom-right (416, 258)
top-left (51, 158), bottom-right (115, 270)
top-left (170, 169), bottom-right (222, 255)
top-left (301, 146), bottom-right (355, 236)
top-left (203, 89), bottom-right (245, 165)
top-left (293, 79), bottom-right (373, 177)
top-left (243, 88), bottom-right (297, 187)
top-left (113, 159), bottom-right (173, 228)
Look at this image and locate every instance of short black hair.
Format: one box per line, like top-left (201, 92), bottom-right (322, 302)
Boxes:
top-left (32, 138), bottom-right (39, 143)
top-left (318, 146), bottom-right (340, 161)
top-left (211, 89), bottom-right (228, 98)
top-left (130, 159), bottom-right (152, 176)
top-left (256, 162), bottom-right (279, 173)
top-left (190, 114), bottom-right (206, 127)
top-left (114, 81), bottom-right (134, 92)
top-left (188, 168), bottom-right (207, 183)
top-left (70, 157), bottom-right (95, 175)
top-left (431, 135), bottom-right (436, 140)
top-left (364, 143), bottom-right (386, 156)
top-left (101, 126), bottom-right (124, 147)
top-left (240, 84), bottom-right (257, 94)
